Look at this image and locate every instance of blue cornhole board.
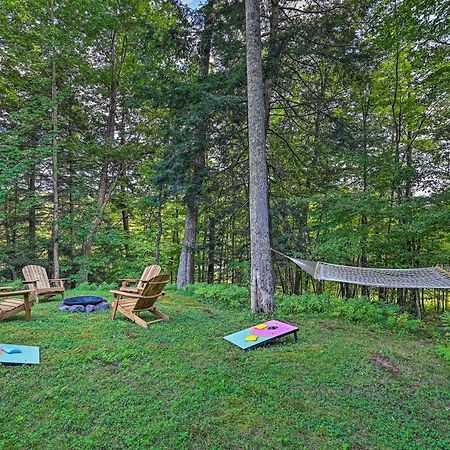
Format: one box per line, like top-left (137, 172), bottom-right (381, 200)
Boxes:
top-left (0, 344), bottom-right (40, 365)
top-left (223, 328), bottom-right (273, 349)
top-left (224, 320), bottom-right (299, 350)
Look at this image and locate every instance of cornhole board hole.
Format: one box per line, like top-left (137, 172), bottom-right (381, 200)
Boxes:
top-left (224, 320), bottom-right (299, 350)
top-left (0, 344), bottom-right (40, 365)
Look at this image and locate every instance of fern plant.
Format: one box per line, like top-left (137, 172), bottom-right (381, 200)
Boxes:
top-left (441, 311), bottom-right (450, 330)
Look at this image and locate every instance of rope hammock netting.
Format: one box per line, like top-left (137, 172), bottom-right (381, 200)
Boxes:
top-left (273, 250), bottom-right (450, 289)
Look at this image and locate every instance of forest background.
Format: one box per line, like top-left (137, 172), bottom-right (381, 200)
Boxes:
top-left (0, 0), bottom-right (448, 301)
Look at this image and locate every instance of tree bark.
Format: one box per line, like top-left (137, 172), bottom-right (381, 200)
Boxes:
top-left (81, 30), bottom-right (123, 279)
top-left (155, 192), bottom-right (163, 264)
top-left (207, 217), bottom-right (215, 283)
top-left (27, 160), bottom-right (37, 255)
top-left (68, 146), bottom-right (75, 264)
top-left (264, 0), bottom-right (280, 130)
top-left (177, 206), bottom-right (198, 288)
top-left (176, 0), bottom-right (215, 289)
top-left (360, 97), bottom-right (369, 297)
top-left (50, 0), bottom-right (60, 279)
top-left (245, 0), bottom-right (275, 313)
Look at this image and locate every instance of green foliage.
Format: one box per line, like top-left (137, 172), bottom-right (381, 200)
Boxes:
top-left (278, 293), bottom-right (424, 333)
top-left (436, 311), bottom-right (450, 364)
top-left (183, 283), bottom-right (425, 333)
top-left (277, 293), bottom-right (340, 315)
top-left (71, 282), bottom-right (116, 293)
top-left (436, 342), bottom-right (450, 363)
top-left (183, 282), bottom-right (248, 309)
top-left (441, 311), bottom-right (450, 330)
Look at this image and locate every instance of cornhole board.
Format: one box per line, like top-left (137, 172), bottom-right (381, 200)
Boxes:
top-left (0, 344), bottom-right (40, 365)
top-left (224, 320), bottom-right (299, 350)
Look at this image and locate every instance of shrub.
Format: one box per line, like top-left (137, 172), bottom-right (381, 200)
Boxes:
top-left (182, 283), bottom-right (426, 333)
top-left (183, 283), bottom-right (248, 309)
top-left (436, 342), bottom-right (450, 363)
top-left (436, 311), bottom-right (450, 364)
top-left (441, 311), bottom-right (450, 330)
top-left (277, 293), bottom-right (425, 331)
top-left (70, 281), bottom-right (116, 293)
top-left (276, 292), bottom-right (340, 315)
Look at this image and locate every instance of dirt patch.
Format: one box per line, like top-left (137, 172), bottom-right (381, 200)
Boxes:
top-left (202, 308), bottom-right (217, 319)
top-left (316, 319), bottom-right (343, 331)
top-left (370, 352), bottom-right (400, 374)
top-left (124, 328), bottom-right (139, 340)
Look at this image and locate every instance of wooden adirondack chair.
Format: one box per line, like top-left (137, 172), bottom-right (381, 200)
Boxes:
top-left (0, 289), bottom-right (33, 322)
top-left (110, 274), bottom-right (170, 329)
top-left (22, 265), bottom-right (66, 302)
top-left (118, 264), bottom-right (161, 293)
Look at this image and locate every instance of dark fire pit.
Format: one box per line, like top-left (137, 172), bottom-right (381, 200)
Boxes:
top-left (60, 296), bottom-right (109, 313)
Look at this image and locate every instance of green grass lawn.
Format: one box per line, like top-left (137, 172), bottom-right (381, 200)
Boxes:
top-left (1, 286), bottom-right (449, 450)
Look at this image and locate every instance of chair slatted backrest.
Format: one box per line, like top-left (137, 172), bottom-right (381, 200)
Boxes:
top-left (22, 265), bottom-right (50, 290)
top-left (136, 265), bottom-right (161, 291)
top-left (134, 274), bottom-right (169, 311)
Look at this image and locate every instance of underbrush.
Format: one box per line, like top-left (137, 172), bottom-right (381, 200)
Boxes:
top-left (183, 283), bottom-right (425, 333)
top-left (68, 281), bottom-right (116, 293)
top-left (183, 283), bottom-right (249, 309)
top-left (437, 311), bottom-right (450, 362)
top-left (278, 293), bottom-right (424, 333)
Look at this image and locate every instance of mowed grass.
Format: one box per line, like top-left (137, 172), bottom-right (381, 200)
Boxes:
top-left (1, 286), bottom-right (449, 450)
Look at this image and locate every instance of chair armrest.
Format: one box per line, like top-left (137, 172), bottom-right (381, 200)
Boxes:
top-left (23, 280), bottom-right (38, 291)
top-left (110, 290), bottom-right (161, 300)
top-left (0, 290), bottom-right (33, 298)
top-left (110, 289), bottom-right (140, 298)
top-left (0, 286), bottom-right (12, 291)
top-left (49, 278), bottom-right (66, 287)
top-left (119, 278), bottom-right (139, 289)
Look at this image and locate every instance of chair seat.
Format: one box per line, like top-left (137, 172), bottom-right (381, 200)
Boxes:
top-left (0, 297), bottom-right (29, 322)
top-left (0, 299), bottom-right (25, 311)
top-left (0, 289), bottom-right (32, 322)
top-left (38, 287), bottom-right (64, 294)
top-left (117, 299), bottom-right (139, 311)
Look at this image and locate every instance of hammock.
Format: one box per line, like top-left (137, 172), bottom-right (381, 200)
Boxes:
top-left (273, 250), bottom-right (450, 289)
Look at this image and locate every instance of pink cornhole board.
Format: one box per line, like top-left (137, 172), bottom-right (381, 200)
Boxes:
top-left (224, 320), bottom-right (299, 350)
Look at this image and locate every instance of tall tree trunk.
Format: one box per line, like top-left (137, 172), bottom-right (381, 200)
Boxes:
top-left (177, 206), bottom-right (198, 288)
top-left (155, 192), bottom-right (163, 264)
top-left (119, 110), bottom-right (129, 241)
top-left (245, 0), bottom-right (275, 313)
top-left (176, 0), bottom-right (215, 289)
top-left (121, 207), bottom-right (129, 233)
top-left (27, 161), bottom-right (37, 255)
top-left (81, 30), bottom-right (123, 280)
top-left (264, 0), bottom-right (280, 130)
top-left (68, 146), bottom-right (75, 264)
top-left (360, 98), bottom-right (369, 297)
top-left (207, 217), bottom-right (215, 283)
top-left (50, 0), bottom-right (60, 279)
